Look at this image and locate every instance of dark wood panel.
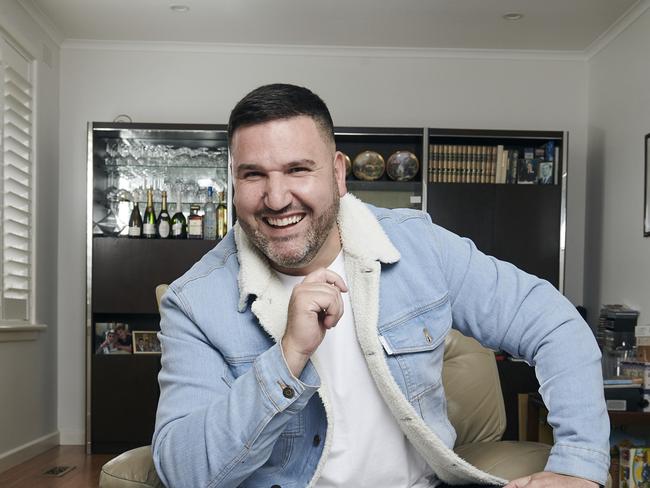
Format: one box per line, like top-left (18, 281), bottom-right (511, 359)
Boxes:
top-left (493, 185), bottom-right (561, 287)
top-left (91, 355), bottom-right (161, 453)
top-left (92, 238), bottom-right (217, 314)
top-left (497, 360), bottom-right (539, 441)
top-left (426, 183), bottom-right (495, 255)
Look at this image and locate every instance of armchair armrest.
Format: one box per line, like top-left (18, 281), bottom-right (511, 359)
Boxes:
top-left (99, 445), bottom-right (162, 488)
top-left (455, 440), bottom-right (551, 481)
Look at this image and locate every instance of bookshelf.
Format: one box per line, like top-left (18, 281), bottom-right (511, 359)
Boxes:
top-left (425, 128), bottom-right (567, 291)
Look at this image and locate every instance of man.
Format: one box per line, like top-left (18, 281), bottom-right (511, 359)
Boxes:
top-left (153, 84), bottom-right (609, 487)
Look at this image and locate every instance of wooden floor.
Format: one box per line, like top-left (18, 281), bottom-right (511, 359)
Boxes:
top-left (0, 446), bottom-right (115, 488)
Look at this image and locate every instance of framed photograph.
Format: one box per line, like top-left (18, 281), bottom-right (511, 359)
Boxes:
top-left (132, 331), bottom-right (161, 354)
top-left (645, 133), bottom-right (650, 236)
top-left (95, 322), bottom-right (132, 355)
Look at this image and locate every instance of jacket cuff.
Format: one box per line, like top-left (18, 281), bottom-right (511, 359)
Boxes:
top-left (253, 342), bottom-right (320, 414)
top-left (545, 443), bottom-right (610, 486)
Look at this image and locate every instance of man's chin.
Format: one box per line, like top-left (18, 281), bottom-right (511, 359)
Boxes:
top-left (265, 247), bottom-right (311, 269)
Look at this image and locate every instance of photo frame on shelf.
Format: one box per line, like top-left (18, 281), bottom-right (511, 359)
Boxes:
top-left (132, 331), bottom-right (161, 354)
top-left (645, 133), bottom-right (650, 236)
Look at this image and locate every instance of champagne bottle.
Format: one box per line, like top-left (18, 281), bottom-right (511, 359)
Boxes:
top-left (157, 191), bottom-right (171, 239)
top-left (217, 191), bottom-right (227, 239)
top-left (203, 187), bottom-right (217, 240)
top-left (143, 188), bottom-right (156, 239)
top-left (171, 191), bottom-right (187, 239)
top-left (128, 202), bottom-right (143, 238)
top-left (188, 204), bottom-right (203, 239)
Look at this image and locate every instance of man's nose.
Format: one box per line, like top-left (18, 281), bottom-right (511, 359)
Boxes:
top-left (263, 174), bottom-right (292, 210)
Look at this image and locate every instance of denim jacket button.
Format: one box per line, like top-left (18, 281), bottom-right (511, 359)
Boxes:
top-left (271, 485), bottom-right (281, 488)
top-left (313, 434), bottom-right (321, 446)
top-left (282, 386), bottom-right (295, 399)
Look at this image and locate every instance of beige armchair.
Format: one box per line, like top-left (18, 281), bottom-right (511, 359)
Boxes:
top-left (100, 301), bottom-right (557, 487)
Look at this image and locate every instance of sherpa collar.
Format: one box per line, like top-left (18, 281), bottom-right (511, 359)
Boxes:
top-left (234, 193), bottom-right (400, 337)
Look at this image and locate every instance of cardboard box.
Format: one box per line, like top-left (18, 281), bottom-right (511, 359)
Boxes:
top-left (619, 446), bottom-right (650, 488)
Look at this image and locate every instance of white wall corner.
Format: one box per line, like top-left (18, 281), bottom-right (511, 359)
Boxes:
top-left (584, 0), bottom-right (650, 59)
top-left (58, 429), bottom-right (85, 446)
top-left (16, 0), bottom-right (64, 46)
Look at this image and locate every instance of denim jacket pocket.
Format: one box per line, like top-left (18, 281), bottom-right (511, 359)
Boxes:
top-left (378, 297), bottom-right (452, 400)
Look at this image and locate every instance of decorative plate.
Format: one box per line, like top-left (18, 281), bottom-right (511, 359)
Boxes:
top-left (386, 150), bottom-right (419, 182)
top-left (352, 150), bottom-right (385, 181)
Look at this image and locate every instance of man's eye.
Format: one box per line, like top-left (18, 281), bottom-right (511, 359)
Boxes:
top-left (289, 167), bottom-right (309, 174)
top-left (242, 171), bottom-right (262, 179)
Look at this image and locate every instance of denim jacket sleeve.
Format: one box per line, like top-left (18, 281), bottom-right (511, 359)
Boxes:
top-left (152, 285), bottom-right (320, 488)
top-left (427, 219), bottom-right (610, 485)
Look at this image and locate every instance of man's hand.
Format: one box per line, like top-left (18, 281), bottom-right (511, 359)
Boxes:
top-left (281, 268), bottom-right (348, 377)
top-left (505, 472), bottom-right (599, 488)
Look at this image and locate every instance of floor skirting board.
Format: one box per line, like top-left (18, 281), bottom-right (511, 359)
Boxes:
top-left (0, 431), bottom-right (60, 474)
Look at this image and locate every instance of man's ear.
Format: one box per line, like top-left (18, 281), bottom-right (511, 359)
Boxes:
top-left (333, 151), bottom-right (348, 197)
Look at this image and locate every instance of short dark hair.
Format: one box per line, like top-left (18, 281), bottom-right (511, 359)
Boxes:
top-left (228, 83), bottom-right (335, 147)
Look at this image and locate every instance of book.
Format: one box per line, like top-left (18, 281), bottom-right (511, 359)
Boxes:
top-left (537, 161), bottom-right (554, 184)
top-left (518, 158), bottom-right (538, 184)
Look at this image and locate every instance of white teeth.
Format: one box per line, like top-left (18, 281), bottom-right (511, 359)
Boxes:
top-left (266, 215), bottom-right (304, 227)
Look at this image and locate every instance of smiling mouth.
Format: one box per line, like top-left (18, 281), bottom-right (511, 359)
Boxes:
top-left (264, 214), bottom-right (305, 228)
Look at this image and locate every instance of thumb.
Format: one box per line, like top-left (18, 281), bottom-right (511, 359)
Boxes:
top-left (504, 475), bottom-right (532, 488)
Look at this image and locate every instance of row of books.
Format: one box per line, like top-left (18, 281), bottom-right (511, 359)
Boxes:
top-left (427, 142), bottom-right (559, 185)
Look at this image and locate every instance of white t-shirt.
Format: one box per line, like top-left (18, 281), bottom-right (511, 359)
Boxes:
top-left (275, 252), bottom-right (434, 487)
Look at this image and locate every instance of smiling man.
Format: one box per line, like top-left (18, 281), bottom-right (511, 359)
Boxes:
top-left (152, 84), bottom-right (609, 488)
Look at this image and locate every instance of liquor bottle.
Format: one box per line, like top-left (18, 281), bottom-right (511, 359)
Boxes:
top-left (143, 188), bottom-right (156, 239)
top-left (171, 191), bottom-right (187, 239)
top-left (217, 191), bottom-right (227, 239)
top-left (203, 187), bottom-right (217, 240)
top-left (156, 191), bottom-right (171, 239)
top-left (187, 204), bottom-right (203, 239)
top-left (128, 202), bottom-right (143, 238)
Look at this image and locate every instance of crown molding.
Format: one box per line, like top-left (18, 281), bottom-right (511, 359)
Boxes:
top-left (17, 0), bottom-right (64, 46)
top-left (61, 39), bottom-right (586, 62)
top-left (584, 0), bottom-right (650, 59)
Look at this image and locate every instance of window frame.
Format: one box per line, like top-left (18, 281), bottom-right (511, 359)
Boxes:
top-left (0, 29), bottom-right (44, 340)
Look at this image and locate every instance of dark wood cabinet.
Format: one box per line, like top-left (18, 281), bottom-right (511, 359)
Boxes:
top-left (87, 125), bottom-right (567, 451)
top-left (87, 122), bottom-right (230, 453)
top-left (427, 183), bottom-right (562, 287)
top-left (90, 237), bottom-right (218, 453)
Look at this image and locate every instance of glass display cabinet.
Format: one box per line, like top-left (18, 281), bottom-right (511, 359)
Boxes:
top-left (86, 122), bottom-right (231, 453)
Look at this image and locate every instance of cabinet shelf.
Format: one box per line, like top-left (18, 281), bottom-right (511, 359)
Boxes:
top-left (346, 180), bottom-right (420, 192)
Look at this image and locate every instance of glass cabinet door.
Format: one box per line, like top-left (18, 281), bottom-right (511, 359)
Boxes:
top-left (90, 123), bottom-right (229, 237)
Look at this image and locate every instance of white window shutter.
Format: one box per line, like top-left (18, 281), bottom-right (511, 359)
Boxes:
top-left (1, 37), bottom-right (32, 321)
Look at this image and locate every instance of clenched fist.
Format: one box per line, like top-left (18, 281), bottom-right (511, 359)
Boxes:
top-left (281, 268), bottom-right (348, 377)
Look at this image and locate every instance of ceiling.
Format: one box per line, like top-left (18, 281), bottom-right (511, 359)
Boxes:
top-left (26, 0), bottom-right (641, 51)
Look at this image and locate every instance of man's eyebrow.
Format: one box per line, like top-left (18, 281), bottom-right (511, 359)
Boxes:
top-left (235, 159), bottom-right (317, 173)
top-left (287, 159), bottom-right (317, 168)
top-left (234, 163), bottom-right (261, 173)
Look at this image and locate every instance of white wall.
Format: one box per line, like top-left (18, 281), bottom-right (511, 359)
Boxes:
top-left (0, 0), bottom-right (60, 466)
top-left (585, 8), bottom-right (650, 326)
top-left (59, 43), bottom-right (589, 442)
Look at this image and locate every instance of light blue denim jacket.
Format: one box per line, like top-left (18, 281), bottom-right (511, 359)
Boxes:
top-left (153, 194), bottom-right (609, 488)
